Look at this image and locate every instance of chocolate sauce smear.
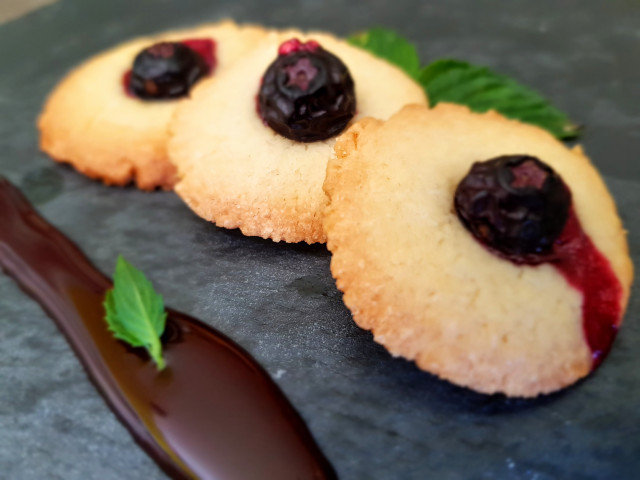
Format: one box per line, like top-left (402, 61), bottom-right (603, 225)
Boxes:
top-left (0, 177), bottom-right (336, 480)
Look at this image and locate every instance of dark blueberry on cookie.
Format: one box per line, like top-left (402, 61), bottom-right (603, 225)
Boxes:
top-left (258, 38), bottom-right (356, 142)
top-left (454, 155), bottom-right (571, 264)
top-left (129, 42), bottom-right (208, 99)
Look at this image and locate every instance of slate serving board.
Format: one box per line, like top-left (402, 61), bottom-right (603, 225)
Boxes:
top-left (1, 1), bottom-right (639, 479)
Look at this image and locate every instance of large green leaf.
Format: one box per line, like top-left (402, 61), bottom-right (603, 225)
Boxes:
top-left (348, 27), bottom-right (421, 79)
top-left (419, 59), bottom-right (581, 139)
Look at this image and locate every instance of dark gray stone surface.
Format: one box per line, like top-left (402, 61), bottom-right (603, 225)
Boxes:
top-left (0, 1), bottom-right (639, 479)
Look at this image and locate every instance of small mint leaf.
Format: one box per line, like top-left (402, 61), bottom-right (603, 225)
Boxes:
top-left (419, 59), bottom-right (581, 140)
top-left (103, 255), bottom-right (167, 370)
top-left (348, 28), bottom-right (421, 79)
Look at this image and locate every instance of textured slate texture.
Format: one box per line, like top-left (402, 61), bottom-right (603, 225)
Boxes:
top-left (0, 1), bottom-right (639, 479)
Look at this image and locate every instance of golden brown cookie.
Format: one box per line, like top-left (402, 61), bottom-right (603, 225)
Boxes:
top-left (38, 21), bottom-right (267, 190)
top-left (323, 103), bottom-right (633, 397)
top-left (168, 30), bottom-right (427, 243)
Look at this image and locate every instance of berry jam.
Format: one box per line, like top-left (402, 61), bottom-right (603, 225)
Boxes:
top-left (553, 209), bottom-right (623, 368)
top-left (258, 38), bottom-right (356, 142)
top-left (455, 155), bottom-right (623, 369)
top-left (123, 38), bottom-right (215, 100)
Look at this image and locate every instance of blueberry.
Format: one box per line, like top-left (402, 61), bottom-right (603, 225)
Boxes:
top-left (129, 42), bottom-right (207, 100)
top-left (258, 39), bottom-right (356, 142)
top-left (454, 155), bottom-right (571, 264)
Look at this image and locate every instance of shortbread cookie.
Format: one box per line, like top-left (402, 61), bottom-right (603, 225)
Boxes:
top-left (323, 103), bottom-right (633, 397)
top-left (169, 31), bottom-right (427, 243)
top-left (38, 21), bottom-right (266, 190)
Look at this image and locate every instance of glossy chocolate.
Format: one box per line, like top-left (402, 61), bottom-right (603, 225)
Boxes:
top-left (0, 177), bottom-right (336, 480)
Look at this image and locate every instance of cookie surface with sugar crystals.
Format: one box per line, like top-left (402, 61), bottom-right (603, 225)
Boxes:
top-left (323, 103), bottom-right (633, 397)
top-left (168, 29), bottom-right (427, 243)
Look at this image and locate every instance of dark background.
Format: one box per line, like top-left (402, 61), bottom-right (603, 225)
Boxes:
top-left (1, 1), bottom-right (639, 479)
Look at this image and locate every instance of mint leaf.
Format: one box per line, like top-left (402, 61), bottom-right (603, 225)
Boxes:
top-left (104, 255), bottom-right (167, 370)
top-left (419, 59), bottom-right (581, 140)
top-left (348, 27), bottom-right (420, 79)
top-left (347, 28), bottom-right (581, 140)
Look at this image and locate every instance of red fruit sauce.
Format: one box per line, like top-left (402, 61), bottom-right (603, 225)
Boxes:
top-left (121, 38), bottom-right (216, 97)
top-left (278, 38), bottom-right (320, 56)
top-left (552, 208), bottom-right (623, 369)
